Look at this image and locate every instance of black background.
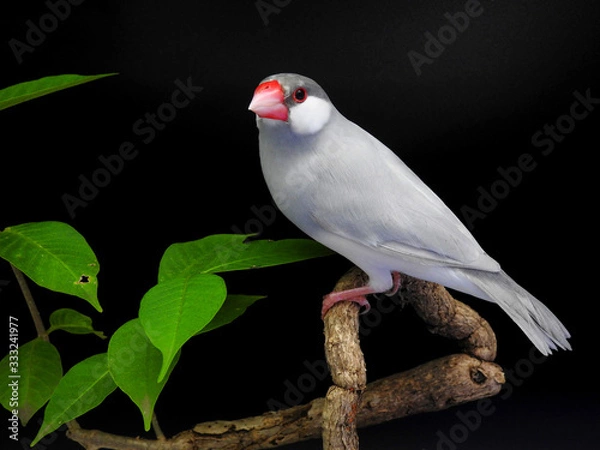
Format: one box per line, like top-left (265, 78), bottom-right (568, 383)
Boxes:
top-left (1, 1), bottom-right (599, 449)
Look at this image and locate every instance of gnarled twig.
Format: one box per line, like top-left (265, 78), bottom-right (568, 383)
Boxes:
top-left (320, 267), bottom-right (501, 449)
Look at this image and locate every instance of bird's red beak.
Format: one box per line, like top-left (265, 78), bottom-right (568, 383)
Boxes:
top-left (248, 80), bottom-right (288, 121)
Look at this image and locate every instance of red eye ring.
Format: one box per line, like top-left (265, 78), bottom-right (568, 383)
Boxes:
top-left (293, 87), bottom-right (307, 103)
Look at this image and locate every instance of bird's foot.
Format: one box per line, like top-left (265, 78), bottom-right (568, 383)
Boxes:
top-left (385, 271), bottom-right (402, 297)
top-left (321, 286), bottom-right (374, 319)
top-left (321, 272), bottom-right (402, 319)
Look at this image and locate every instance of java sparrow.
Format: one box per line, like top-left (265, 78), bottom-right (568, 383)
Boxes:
top-left (248, 73), bottom-right (571, 355)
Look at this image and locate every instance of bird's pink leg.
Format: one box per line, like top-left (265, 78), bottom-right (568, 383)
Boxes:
top-left (321, 271), bottom-right (402, 318)
top-left (321, 286), bottom-right (375, 318)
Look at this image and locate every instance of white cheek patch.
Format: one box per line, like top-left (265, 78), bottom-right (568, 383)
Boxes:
top-left (289, 96), bottom-right (332, 135)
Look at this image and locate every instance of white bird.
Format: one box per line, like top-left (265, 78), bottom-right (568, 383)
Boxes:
top-left (248, 73), bottom-right (571, 355)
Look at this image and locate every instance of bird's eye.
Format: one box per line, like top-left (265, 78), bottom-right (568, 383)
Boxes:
top-left (293, 87), bottom-right (307, 103)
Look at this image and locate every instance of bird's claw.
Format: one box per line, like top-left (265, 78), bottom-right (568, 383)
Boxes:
top-left (321, 273), bottom-right (401, 318)
top-left (321, 286), bottom-right (375, 319)
top-left (385, 271), bottom-right (402, 297)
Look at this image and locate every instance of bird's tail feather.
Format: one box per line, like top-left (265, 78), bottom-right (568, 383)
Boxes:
top-left (460, 269), bottom-right (571, 355)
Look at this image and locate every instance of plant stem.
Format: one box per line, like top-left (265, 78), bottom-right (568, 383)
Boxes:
top-left (152, 413), bottom-right (166, 441)
top-left (11, 264), bottom-right (48, 341)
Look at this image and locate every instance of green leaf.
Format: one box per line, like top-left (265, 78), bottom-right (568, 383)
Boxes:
top-left (158, 234), bottom-right (333, 282)
top-left (0, 338), bottom-right (62, 426)
top-left (48, 308), bottom-right (106, 339)
top-left (198, 294), bottom-right (266, 335)
top-left (107, 319), bottom-right (179, 431)
top-left (0, 73), bottom-right (117, 112)
top-left (0, 221), bottom-right (101, 312)
top-left (32, 353), bottom-right (116, 446)
top-left (139, 274), bottom-right (227, 382)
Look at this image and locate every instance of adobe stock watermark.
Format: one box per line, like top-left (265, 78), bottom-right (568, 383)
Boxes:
top-left (460, 87), bottom-right (599, 230)
top-left (423, 345), bottom-right (548, 450)
top-left (266, 294), bottom-right (404, 411)
top-left (254, 0), bottom-right (292, 26)
top-left (407, 0), bottom-right (491, 77)
top-left (8, 0), bottom-right (87, 65)
top-left (62, 76), bottom-right (203, 219)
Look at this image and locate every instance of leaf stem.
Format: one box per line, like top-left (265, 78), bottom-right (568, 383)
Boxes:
top-left (11, 264), bottom-right (49, 341)
top-left (152, 413), bottom-right (166, 441)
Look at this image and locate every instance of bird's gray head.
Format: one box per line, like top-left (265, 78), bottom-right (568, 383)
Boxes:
top-left (248, 73), bottom-right (333, 135)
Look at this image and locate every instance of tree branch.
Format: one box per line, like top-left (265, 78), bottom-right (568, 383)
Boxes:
top-left (67, 267), bottom-right (505, 450)
top-left (322, 270), bottom-right (369, 449)
top-left (319, 267), bottom-right (501, 449)
top-left (398, 270), bottom-right (497, 361)
top-left (68, 355), bottom-right (503, 450)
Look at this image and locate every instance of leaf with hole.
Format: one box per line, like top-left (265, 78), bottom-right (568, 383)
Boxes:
top-left (0, 221), bottom-right (101, 311)
top-left (0, 338), bottom-right (62, 426)
top-left (32, 353), bottom-right (116, 446)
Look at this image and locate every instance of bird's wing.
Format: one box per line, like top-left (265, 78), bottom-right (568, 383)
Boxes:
top-left (307, 119), bottom-right (499, 272)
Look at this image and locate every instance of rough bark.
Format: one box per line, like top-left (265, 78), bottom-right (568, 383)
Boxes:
top-left (68, 355), bottom-right (503, 450)
top-left (321, 270), bottom-right (368, 449)
top-left (319, 267), bottom-right (501, 449)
